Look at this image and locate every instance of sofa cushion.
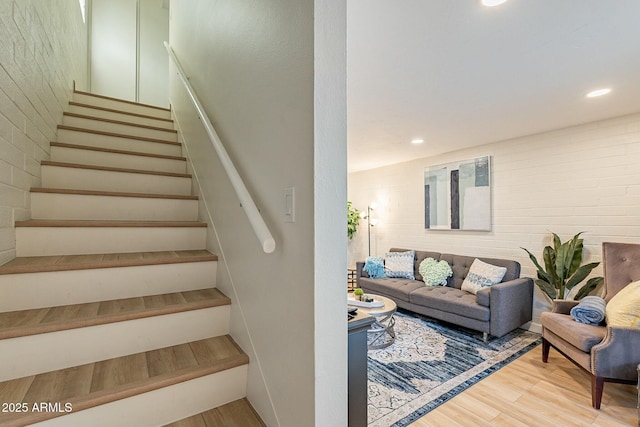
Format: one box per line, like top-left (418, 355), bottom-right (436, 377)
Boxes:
top-left (389, 248), bottom-right (441, 282)
top-left (409, 286), bottom-right (490, 321)
top-left (460, 259), bottom-right (507, 295)
top-left (541, 312), bottom-right (607, 352)
top-left (359, 277), bottom-right (425, 302)
top-left (605, 279), bottom-right (640, 327)
top-left (385, 250), bottom-right (415, 279)
top-left (363, 256), bottom-right (386, 278)
top-left (418, 257), bottom-right (453, 286)
top-left (440, 253), bottom-right (521, 289)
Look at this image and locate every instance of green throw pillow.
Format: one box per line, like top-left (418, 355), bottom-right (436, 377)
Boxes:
top-left (418, 258), bottom-right (452, 286)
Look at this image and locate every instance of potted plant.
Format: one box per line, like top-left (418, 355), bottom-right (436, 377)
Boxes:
top-left (353, 288), bottom-right (364, 301)
top-left (348, 202), bottom-right (360, 240)
top-left (521, 232), bottom-right (604, 301)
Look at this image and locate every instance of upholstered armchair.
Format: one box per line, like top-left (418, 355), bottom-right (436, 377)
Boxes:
top-left (540, 242), bottom-right (640, 409)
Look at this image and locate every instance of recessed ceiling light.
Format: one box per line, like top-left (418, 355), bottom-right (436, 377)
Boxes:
top-left (411, 138), bottom-right (424, 144)
top-left (586, 88), bottom-right (611, 98)
top-left (481, 0), bottom-right (508, 7)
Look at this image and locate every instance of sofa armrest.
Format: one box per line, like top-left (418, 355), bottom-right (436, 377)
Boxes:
top-left (355, 262), bottom-right (369, 288)
top-left (489, 277), bottom-right (534, 338)
top-left (550, 299), bottom-right (579, 315)
top-left (591, 326), bottom-right (640, 379)
top-left (356, 262), bottom-right (368, 278)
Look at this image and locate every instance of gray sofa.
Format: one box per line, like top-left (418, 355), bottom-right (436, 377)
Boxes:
top-left (356, 248), bottom-right (534, 339)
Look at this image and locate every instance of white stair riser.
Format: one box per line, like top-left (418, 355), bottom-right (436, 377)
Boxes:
top-left (63, 115), bottom-right (178, 142)
top-left (72, 92), bottom-right (172, 120)
top-left (42, 165), bottom-right (192, 195)
top-left (57, 128), bottom-right (182, 157)
top-left (16, 227), bottom-right (207, 256)
top-left (51, 145), bottom-right (186, 174)
top-left (31, 366), bottom-right (248, 427)
top-left (69, 104), bottom-right (175, 129)
top-left (31, 193), bottom-right (198, 221)
top-left (0, 262), bottom-right (217, 312)
top-left (0, 307), bottom-right (230, 382)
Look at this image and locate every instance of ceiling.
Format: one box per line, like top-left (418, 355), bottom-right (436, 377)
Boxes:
top-left (346, 0), bottom-right (640, 172)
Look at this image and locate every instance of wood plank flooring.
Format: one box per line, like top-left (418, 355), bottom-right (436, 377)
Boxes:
top-left (0, 250), bottom-right (217, 275)
top-left (411, 345), bottom-right (638, 427)
top-left (0, 288), bottom-right (228, 339)
top-left (0, 336), bottom-right (248, 427)
top-left (165, 398), bottom-right (266, 427)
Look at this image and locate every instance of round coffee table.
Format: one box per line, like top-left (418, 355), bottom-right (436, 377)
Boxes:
top-left (348, 294), bottom-right (397, 349)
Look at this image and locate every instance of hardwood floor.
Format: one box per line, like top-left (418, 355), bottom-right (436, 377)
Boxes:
top-left (411, 345), bottom-right (638, 427)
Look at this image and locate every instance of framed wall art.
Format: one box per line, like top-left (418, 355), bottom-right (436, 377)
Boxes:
top-left (424, 155), bottom-right (491, 231)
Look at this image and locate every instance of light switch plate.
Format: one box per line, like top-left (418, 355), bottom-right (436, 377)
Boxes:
top-left (283, 187), bottom-right (295, 223)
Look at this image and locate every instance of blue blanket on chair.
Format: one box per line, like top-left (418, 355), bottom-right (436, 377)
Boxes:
top-left (570, 296), bottom-right (606, 325)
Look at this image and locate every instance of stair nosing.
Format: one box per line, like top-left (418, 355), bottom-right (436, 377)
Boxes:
top-left (0, 250), bottom-right (217, 275)
top-left (14, 220), bottom-right (207, 228)
top-left (73, 89), bottom-right (172, 112)
top-left (69, 101), bottom-right (174, 123)
top-left (51, 142), bottom-right (186, 161)
top-left (0, 290), bottom-right (229, 340)
top-left (63, 112), bottom-right (178, 134)
top-left (0, 337), bottom-right (248, 427)
top-left (30, 187), bottom-right (198, 200)
top-left (41, 160), bottom-right (191, 178)
top-left (57, 125), bottom-right (181, 146)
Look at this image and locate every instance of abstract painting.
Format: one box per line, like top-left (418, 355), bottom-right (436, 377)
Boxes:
top-left (424, 156), bottom-right (491, 230)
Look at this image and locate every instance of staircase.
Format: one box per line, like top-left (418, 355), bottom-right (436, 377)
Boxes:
top-left (0, 91), bottom-right (264, 426)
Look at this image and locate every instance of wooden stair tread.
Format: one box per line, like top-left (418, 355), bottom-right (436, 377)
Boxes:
top-left (69, 101), bottom-right (174, 123)
top-left (57, 125), bottom-right (180, 146)
top-left (0, 250), bottom-right (216, 275)
top-left (73, 89), bottom-right (172, 112)
top-left (30, 187), bottom-right (198, 200)
top-left (41, 160), bottom-right (191, 178)
top-left (14, 220), bottom-right (207, 228)
top-left (63, 112), bottom-right (177, 133)
top-left (164, 398), bottom-right (265, 427)
top-left (51, 142), bottom-right (186, 161)
top-left (0, 288), bottom-right (228, 340)
top-left (0, 335), bottom-right (248, 427)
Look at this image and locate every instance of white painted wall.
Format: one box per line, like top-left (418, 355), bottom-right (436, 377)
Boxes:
top-left (169, 1), bottom-right (346, 426)
top-left (348, 114), bottom-right (640, 329)
top-left (90, 0), bottom-right (169, 107)
top-left (0, 0), bottom-right (87, 266)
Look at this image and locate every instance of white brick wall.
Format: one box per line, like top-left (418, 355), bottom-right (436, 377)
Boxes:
top-left (0, 0), bottom-right (87, 265)
top-left (348, 113), bottom-right (640, 327)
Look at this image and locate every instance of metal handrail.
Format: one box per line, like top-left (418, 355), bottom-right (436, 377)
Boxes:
top-left (164, 42), bottom-right (276, 254)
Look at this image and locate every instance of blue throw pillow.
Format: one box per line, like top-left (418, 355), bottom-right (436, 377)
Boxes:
top-left (385, 251), bottom-right (415, 280)
top-left (364, 256), bottom-right (386, 279)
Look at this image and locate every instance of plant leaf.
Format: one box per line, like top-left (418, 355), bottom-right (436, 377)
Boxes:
top-left (573, 276), bottom-right (604, 300)
top-left (566, 233), bottom-right (584, 277)
top-left (535, 278), bottom-right (557, 300)
top-left (522, 247), bottom-right (554, 285)
top-left (565, 262), bottom-right (600, 290)
top-left (542, 246), bottom-right (560, 287)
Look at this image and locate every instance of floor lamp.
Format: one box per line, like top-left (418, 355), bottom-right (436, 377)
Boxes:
top-left (360, 204), bottom-right (377, 256)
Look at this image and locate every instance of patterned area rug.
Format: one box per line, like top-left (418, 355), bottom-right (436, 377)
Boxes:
top-left (367, 310), bottom-right (541, 427)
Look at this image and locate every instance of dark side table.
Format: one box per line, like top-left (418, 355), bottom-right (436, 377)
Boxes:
top-left (348, 311), bottom-right (374, 427)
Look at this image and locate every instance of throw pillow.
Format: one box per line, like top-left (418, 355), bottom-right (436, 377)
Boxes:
top-left (385, 251), bottom-right (415, 280)
top-left (363, 256), bottom-right (386, 279)
top-left (605, 280), bottom-right (640, 328)
top-left (460, 258), bottom-right (507, 295)
top-left (418, 257), bottom-right (453, 286)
